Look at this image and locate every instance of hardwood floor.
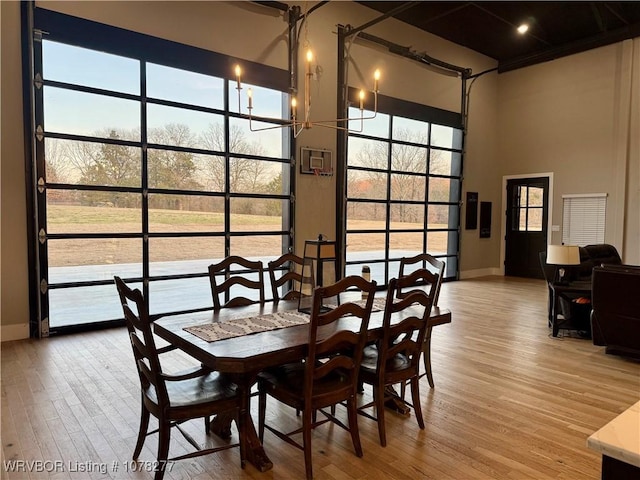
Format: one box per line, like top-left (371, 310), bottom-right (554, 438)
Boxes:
top-left (2, 276), bottom-right (639, 479)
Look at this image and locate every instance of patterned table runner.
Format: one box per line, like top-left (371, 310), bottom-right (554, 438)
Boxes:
top-left (184, 297), bottom-right (387, 343)
top-left (185, 310), bottom-right (310, 342)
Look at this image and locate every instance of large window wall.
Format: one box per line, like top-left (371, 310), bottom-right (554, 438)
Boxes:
top-left (32, 10), bottom-right (293, 333)
top-left (344, 95), bottom-right (462, 286)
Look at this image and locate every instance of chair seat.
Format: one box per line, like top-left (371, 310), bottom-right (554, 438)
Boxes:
top-left (144, 369), bottom-right (238, 410)
top-left (258, 362), bottom-right (352, 409)
top-left (360, 345), bottom-right (410, 376)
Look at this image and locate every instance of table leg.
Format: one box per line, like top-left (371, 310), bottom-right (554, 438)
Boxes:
top-left (210, 376), bottom-right (273, 472)
top-left (383, 386), bottom-right (411, 415)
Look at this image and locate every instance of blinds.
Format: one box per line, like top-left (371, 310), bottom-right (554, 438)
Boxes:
top-left (562, 194), bottom-right (607, 246)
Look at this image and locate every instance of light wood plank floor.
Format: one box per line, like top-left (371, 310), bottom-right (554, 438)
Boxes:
top-left (2, 276), bottom-right (639, 479)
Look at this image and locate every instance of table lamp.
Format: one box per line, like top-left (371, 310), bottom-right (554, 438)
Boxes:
top-left (298, 234), bottom-right (338, 313)
top-left (546, 245), bottom-right (580, 285)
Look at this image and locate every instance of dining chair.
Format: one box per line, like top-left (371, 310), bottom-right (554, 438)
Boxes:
top-left (398, 252), bottom-right (445, 389)
top-left (257, 275), bottom-right (377, 480)
top-left (267, 252), bottom-right (304, 302)
top-left (357, 270), bottom-right (436, 446)
top-left (397, 252), bottom-right (444, 305)
top-left (114, 276), bottom-right (244, 480)
top-left (208, 255), bottom-right (265, 310)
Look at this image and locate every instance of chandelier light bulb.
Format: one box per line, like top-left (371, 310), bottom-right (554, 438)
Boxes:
top-left (235, 64), bottom-right (241, 90)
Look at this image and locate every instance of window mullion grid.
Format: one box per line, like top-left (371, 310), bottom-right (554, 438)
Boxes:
top-left (424, 123), bottom-right (431, 254)
top-left (33, 30), bottom-right (49, 337)
top-left (140, 60), bottom-right (150, 302)
top-left (385, 117), bottom-right (394, 286)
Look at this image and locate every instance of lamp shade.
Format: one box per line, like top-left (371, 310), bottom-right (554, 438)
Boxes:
top-left (546, 245), bottom-right (580, 266)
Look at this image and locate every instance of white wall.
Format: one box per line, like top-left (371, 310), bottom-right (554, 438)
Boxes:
top-left (497, 39), bottom-right (640, 264)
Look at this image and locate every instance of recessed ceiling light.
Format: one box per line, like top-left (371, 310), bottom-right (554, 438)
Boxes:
top-left (517, 24), bottom-right (529, 34)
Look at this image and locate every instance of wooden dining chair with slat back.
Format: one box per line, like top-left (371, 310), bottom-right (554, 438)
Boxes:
top-left (398, 253), bottom-right (445, 389)
top-left (257, 275), bottom-right (377, 480)
top-left (267, 252), bottom-right (304, 302)
top-left (208, 256), bottom-right (265, 310)
top-left (114, 276), bottom-right (244, 480)
top-left (358, 270), bottom-right (436, 446)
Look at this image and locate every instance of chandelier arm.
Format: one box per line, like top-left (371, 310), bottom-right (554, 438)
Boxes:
top-left (312, 122), bottom-right (365, 134)
top-left (311, 111), bottom-right (378, 124)
top-left (248, 121), bottom-right (294, 133)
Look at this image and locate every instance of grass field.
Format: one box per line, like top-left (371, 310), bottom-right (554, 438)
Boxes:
top-left (46, 204), bottom-right (448, 266)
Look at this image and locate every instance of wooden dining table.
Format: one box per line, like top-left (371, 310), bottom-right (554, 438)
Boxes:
top-left (153, 296), bottom-right (451, 472)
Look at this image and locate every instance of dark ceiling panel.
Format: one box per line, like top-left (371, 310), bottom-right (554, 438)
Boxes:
top-left (356, 1), bottom-right (640, 72)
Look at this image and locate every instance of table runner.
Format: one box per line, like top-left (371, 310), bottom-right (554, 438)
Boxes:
top-left (184, 297), bottom-right (387, 343)
top-left (184, 310), bottom-right (310, 342)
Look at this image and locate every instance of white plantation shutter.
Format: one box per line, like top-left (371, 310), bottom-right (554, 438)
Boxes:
top-left (562, 193), bottom-right (607, 246)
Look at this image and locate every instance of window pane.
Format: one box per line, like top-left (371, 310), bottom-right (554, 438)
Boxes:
top-left (147, 63), bottom-right (224, 109)
top-left (229, 117), bottom-right (287, 158)
top-left (391, 144), bottom-right (427, 173)
top-left (229, 199), bottom-right (285, 229)
top-left (430, 149), bottom-right (457, 176)
top-left (45, 138), bottom-right (140, 187)
top-left (230, 81), bottom-right (285, 119)
top-left (346, 232), bottom-right (387, 254)
top-left (47, 238), bottom-right (142, 278)
top-left (149, 237), bottom-right (225, 275)
top-left (49, 284), bottom-right (125, 327)
top-left (43, 40), bottom-right (139, 94)
top-left (348, 170), bottom-right (387, 200)
top-left (390, 204), bottom-right (423, 225)
top-left (346, 201), bottom-right (387, 225)
top-left (348, 137), bottom-right (388, 169)
top-left (229, 234), bottom-right (285, 257)
top-left (428, 204), bottom-right (451, 227)
top-left (147, 105), bottom-right (223, 149)
top-left (392, 116), bottom-right (428, 142)
top-left (149, 277), bottom-right (213, 315)
top-left (47, 197), bottom-right (141, 234)
top-left (431, 124), bottom-right (461, 149)
top-left (390, 173), bottom-right (424, 201)
top-left (389, 232), bottom-right (424, 257)
top-left (528, 186), bottom-right (544, 207)
top-left (148, 149), bottom-right (223, 191)
top-left (519, 208), bottom-right (528, 230)
top-left (229, 158), bottom-right (283, 194)
top-left (427, 231), bottom-right (449, 255)
top-left (528, 207), bottom-right (543, 231)
top-left (429, 177), bottom-right (454, 202)
top-left (148, 196), bottom-right (224, 233)
top-left (348, 107), bottom-right (390, 138)
top-left (44, 87), bottom-right (140, 139)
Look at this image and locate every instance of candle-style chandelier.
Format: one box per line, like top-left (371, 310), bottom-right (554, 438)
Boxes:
top-left (233, 2), bottom-right (381, 138)
top-left (234, 57), bottom-right (380, 138)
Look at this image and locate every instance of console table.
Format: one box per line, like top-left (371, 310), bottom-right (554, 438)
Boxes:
top-left (587, 401), bottom-right (640, 479)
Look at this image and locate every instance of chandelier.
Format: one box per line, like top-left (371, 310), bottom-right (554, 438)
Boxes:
top-left (234, 53), bottom-right (380, 138)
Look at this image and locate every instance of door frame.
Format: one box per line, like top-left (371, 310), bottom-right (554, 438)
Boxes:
top-left (499, 172), bottom-right (554, 275)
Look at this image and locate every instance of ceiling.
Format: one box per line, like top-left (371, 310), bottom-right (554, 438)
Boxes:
top-left (355, 1), bottom-right (640, 73)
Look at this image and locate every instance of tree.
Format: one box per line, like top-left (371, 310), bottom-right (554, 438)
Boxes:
top-left (347, 127), bottom-right (452, 223)
top-left (199, 123), bottom-right (270, 195)
top-left (147, 124), bottom-right (200, 210)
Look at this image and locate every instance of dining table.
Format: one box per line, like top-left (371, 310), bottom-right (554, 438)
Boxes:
top-left (153, 295), bottom-right (451, 472)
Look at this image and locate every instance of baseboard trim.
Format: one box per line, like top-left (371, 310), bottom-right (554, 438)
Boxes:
top-left (1, 323), bottom-right (30, 342)
top-left (460, 268), bottom-right (502, 279)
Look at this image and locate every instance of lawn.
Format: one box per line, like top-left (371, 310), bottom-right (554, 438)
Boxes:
top-left (46, 204), bottom-right (447, 266)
